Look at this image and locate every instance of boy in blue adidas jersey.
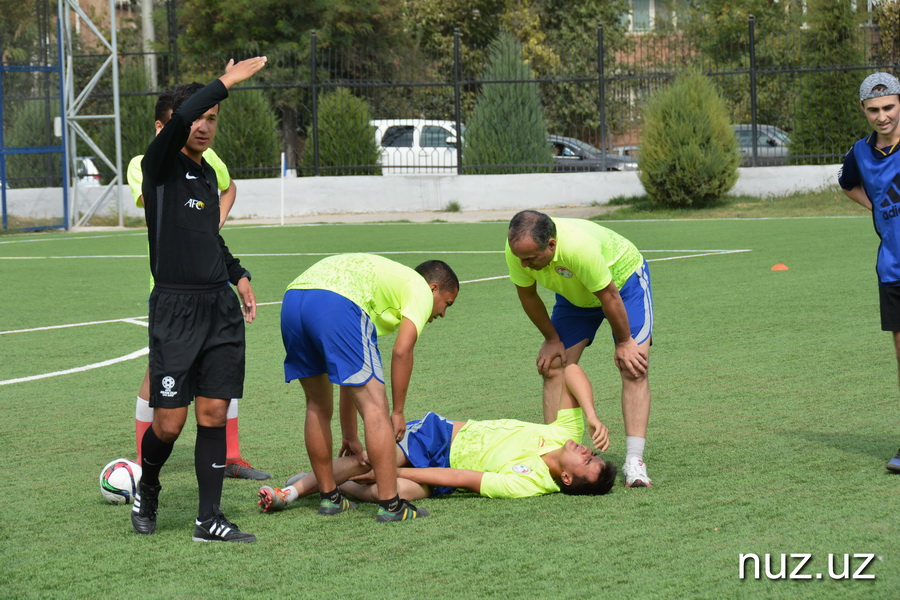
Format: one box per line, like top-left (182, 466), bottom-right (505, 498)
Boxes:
top-left (838, 71), bottom-right (900, 473)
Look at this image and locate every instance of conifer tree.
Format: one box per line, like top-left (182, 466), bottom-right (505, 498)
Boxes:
top-left (302, 87), bottom-right (381, 176)
top-left (638, 70), bottom-right (740, 208)
top-left (214, 87), bottom-right (282, 178)
top-left (464, 31), bottom-right (553, 174)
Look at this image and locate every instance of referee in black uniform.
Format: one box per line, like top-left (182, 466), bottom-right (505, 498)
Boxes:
top-left (130, 57), bottom-right (267, 543)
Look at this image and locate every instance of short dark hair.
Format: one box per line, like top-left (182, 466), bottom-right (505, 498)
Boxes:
top-left (154, 88), bottom-right (175, 124)
top-left (508, 210), bottom-right (556, 248)
top-left (415, 260), bottom-right (459, 292)
top-left (559, 458), bottom-right (617, 496)
top-left (171, 82), bottom-right (206, 115)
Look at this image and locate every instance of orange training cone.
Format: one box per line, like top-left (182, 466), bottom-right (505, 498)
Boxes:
top-left (771, 264), bottom-right (789, 271)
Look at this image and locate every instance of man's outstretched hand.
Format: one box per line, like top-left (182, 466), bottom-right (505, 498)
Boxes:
top-left (220, 56), bottom-right (267, 89)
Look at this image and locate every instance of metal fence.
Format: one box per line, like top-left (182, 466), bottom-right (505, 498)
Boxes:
top-left (4, 16), bottom-right (899, 186)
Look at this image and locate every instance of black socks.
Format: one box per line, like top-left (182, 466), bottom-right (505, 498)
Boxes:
top-left (139, 426), bottom-right (174, 487)
top-left (321, 488), bottom-right (343, 505)
top-left (195, 425), bottom-right (226, 522)
top-left (378, 495), bottom-right (401, 513)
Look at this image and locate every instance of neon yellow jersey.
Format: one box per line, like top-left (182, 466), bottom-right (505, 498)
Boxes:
top-left (505, 218), bottom-right (643, 308)
top-left (127, 148), bottom-right (230, 207)
top-left (449, 408), bottom-right (584, 498)
top-left (286, 253), bottom-right (433, 337)
top-left (126, 155), bottom-right (144, 205)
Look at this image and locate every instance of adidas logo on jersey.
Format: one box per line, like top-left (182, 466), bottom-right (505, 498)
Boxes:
top-left (877, 175), bottom-right (900, 221)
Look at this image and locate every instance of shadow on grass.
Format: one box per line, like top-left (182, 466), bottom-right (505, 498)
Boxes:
top-left (794, 430), bottom-right (897, 462)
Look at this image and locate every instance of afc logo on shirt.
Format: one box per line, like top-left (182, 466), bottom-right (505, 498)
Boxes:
top-left (184, 198), bottom-right (205, 211)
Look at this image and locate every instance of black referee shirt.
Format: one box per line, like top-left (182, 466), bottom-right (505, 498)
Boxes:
top-left (141, 79), bottom-right (246, 288)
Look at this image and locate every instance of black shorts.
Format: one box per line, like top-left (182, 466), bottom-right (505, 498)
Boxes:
top-left (879, 285), bottom-right (900, 331)
top-left (148, 285), bottom-right (245, 408)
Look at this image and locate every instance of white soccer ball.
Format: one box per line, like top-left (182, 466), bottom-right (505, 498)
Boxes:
top-left (99, 458), bottom-right (142, 505)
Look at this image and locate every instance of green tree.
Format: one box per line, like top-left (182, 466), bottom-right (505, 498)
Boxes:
top-left (638, 70), bottom-right (740, 208)
top-left (463, 31), bottom-right (553, 174)
top-left (176, 0), bottom-right (406, 171)
top-left (214, 87), bottom-right (281, 179)
top-left (301, 87), bottom-right (380, 176)
top-left (791, 0), bottom-right (867, 163)
top-left (177, 0), bottom-right (403, 63)
top-left (0, 0), bottom-right (40, 66)
top-left (538, 0), bottom-right (629, 137)
top-left (872, 1), bottom-right (900, 82)
top-left (399, 0), bottom-right (507, 69)
top-left (4, 99), bottom-right (61, 188)
top-left (680, 0), bottom-right (803, 129)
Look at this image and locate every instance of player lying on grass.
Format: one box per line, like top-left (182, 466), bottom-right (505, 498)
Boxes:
top-left (257, 364), bottom-right (616, 512)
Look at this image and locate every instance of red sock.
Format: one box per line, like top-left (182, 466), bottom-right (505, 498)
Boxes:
top-left (135, 396), bottom-right (153, 463)
top-left (225, 398), bottom-right (241, 460)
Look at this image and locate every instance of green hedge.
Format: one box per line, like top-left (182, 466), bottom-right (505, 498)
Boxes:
top-left (638, 70), bottom-right (740, 208)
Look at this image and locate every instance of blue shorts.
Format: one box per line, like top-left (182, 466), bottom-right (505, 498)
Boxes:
top-left (281, 288), bottom-right (384, 385)
top-left (397, 412), bottom-right (456, 497)
top-left (551, 260), bottom-right (653, 349)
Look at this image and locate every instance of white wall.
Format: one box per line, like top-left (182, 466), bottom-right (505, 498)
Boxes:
top-left (4, 164), bottom-right (843, 222)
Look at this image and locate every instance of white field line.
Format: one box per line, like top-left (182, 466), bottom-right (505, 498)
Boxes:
top-left (0, 232), bottom-right (145, 245)
top-left (0, 317), bottom-right (148, 335)
top-left (0, 255), bottom-right (145, 260)
top-left (0, 248), bottom-right (746, 261)
top-left (1, 247), bottom-right (748, 385)
top-left (647, 249), bottom-right (752, 261)
top-left (0, 347), bottom-right (148, 386)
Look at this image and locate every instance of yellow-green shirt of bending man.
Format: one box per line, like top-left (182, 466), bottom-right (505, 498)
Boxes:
top-left (505, 217), bottom-right (644, 308)
top-left (286, 253), bottom-right (435, 337)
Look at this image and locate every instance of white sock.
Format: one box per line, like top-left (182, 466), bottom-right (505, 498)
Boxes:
top-left (625, 436), bottom-right (646, 462)
top-left (283, 486), bottom-right (299, 503)
top-left (226, 397), bottom-right (239, 419)
top-left (135, 396), bottom-right (153, 421)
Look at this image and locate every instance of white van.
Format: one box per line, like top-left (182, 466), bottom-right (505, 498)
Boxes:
top-left (370, 119), bottom-right (462, 175)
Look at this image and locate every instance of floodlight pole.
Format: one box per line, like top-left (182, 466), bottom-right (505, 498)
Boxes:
top-left (59, 0), bottom-right (123, 228)
top-left (748, 15), bottom-right (758, 168)
top-left (142, 0), bottom-right (158, 87)
top-left (598, 22), bottom-right (608, 171)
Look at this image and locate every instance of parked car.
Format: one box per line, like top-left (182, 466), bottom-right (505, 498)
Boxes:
top-left (370, 119), bottom-right (462, 175)
top-left (731, 124), bottom-right (791, 166)
top-left (611, 145), bottom-right (640, 161)
top-left (0, 156), bottom-right (101, 189)
top-left (75, 156), bottom-right (102, 187)
top-left (548, 135), bottom-right (638, 172)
